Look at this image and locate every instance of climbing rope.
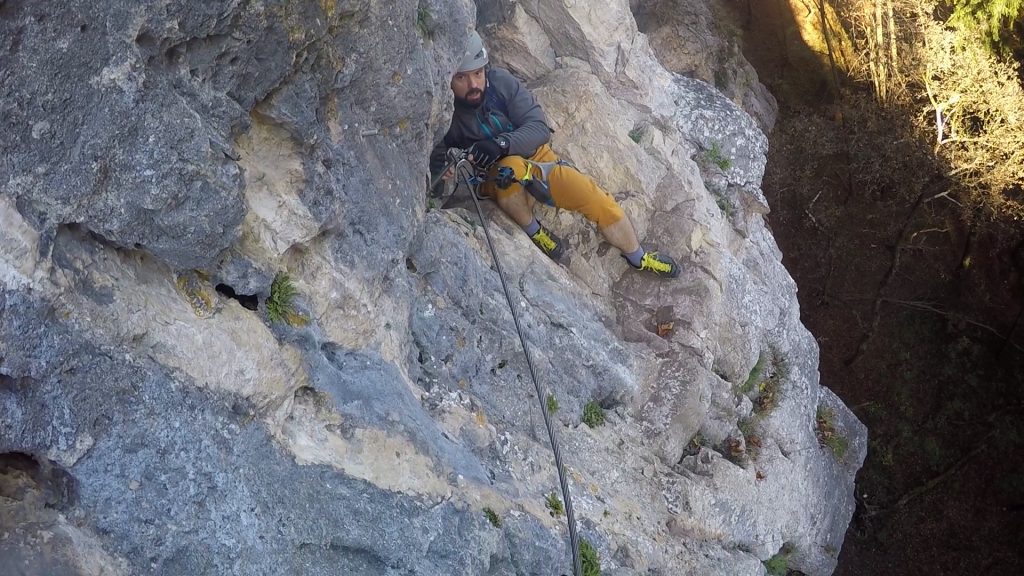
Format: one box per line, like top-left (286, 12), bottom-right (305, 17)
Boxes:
top-left (439, 150), bottom-right (583, 576)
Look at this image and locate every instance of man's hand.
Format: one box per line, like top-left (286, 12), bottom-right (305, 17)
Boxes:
top-left (468, 139), bottom-right (504, 168)
top-left (441, 164), bottom-right (456, 181)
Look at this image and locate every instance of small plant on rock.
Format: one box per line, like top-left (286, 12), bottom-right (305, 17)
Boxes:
top-left (816, 407), bottom-right (849, 460)
top-left (582, 401), bottom-right (605, 428)
top-left (753, 351), bottom-right (789, 416)
top-left (545, 491), bottom-right (564, 517)
top-left (740, 351), bottom-right (767, 395)
top-left (483, 507), bottom-right (501, 528)
top-left (628, 126), bottom-right (644, 144)
top-left (547, 393), bottom-right (559, 414)
top-left (267, 272), bottom-right (308, 326)
top-left (705, 141), bottom-right (732, 171)
top-left (763, 543), bottom-right (794, 576)
top-left (580, 537), bottom-right (602, 576)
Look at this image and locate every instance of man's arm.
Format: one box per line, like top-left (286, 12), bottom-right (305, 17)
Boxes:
top-left (490, 68), bottom-right (551, 157)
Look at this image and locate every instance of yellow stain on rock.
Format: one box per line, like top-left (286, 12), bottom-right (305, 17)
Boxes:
top-left (319, 0), bottom-right (336, 19)
top-left (175, 272), bottom-right (216, 318)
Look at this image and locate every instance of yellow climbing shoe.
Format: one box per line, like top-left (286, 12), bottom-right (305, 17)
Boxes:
top-left (530, 226), bottom-right (565, 261)
top-left (634, 251), bottom-right (680, 278)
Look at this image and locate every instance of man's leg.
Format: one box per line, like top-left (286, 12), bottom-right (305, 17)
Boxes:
top-left (493, 186), bottom-right (536, 227)
top-left (546, 161), bottom-right (680, 277)
top-left (483, 156), bottom-right (566, 260)
top-left (596, 213), bottom-right (641, 255)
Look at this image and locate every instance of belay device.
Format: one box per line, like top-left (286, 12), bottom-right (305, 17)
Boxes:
top-left (495, 163), bottom-right (555, 206)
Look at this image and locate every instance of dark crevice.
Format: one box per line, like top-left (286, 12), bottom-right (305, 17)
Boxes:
top-left (215, 283), bottom-right (259, 310)
top-left (0, 452), bottom-right (78, 511)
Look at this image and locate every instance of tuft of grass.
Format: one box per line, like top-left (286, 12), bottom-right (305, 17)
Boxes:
top-left (580, 537), bottom-right (602, 576)
top-left (740, 352), bottom-right (767, 395)
top-left (582, 401), bottom-right (605, 428)
top-left (816, 407), bottom-right (849, 460)
top-left (267, 272), bottom-right (308, 326)
top-left (546, 393), bottom-right (559, 414)
top-left (628, 126), bottom-right (643, 144)
top-left (763, 543), bottom-right (794, 576)
top-left (483, 507), bottom-right (501, 528)
top-left (545, 492), bottom-right (564, 517)
top-left (753, 352), bottom-right (789, 416)
top-left (705, 141), bottom-right (732, 171)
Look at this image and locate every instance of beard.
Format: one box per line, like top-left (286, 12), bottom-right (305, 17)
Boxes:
top-left (456, 88), bottom-right (484, 108)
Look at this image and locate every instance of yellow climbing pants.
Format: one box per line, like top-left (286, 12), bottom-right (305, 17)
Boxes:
top-left (480, 144), bottom-right (625, 228)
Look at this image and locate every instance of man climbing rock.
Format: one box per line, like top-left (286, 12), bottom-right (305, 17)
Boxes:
top-left (429, 31), bottom-right (680, 278)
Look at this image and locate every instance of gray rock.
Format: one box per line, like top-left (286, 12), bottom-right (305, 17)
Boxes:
top-left (1, 0), bottom-right (866, 574)
top-left (634, 0), bottom-right (778, 132)
top-left (1, 293), bottom-right (507, 576)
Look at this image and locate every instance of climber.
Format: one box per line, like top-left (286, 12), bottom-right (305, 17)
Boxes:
top-left (428, 31), bottom-right (680, 278)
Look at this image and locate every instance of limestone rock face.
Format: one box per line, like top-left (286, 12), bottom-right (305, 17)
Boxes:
top-left (1, 1), bottom-right (864, 575)
top-left (632, 0), bottom-right (779, 132)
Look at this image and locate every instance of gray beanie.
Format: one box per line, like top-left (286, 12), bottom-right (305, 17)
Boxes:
top-left (457, 30), bottom-right (488, 72)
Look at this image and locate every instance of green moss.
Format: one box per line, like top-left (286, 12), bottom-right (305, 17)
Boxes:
top-left (483, 507), bottom-right (501, 528)
top-left (628, 126), bottom-right (643, 144)
top-left (763, 543), bottom-right (794, 576)
top-left (741, 352), bottom-right (767, 394)
top-left (546, 393), bottom-right (559, 414)
top-left (582, 401), bottom-right (605, 428)
top-left (545, 492), bottom-right (564, 517)
top-left (580, 538), bottom-right (602, 576)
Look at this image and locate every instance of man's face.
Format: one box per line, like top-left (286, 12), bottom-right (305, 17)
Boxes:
top-left (451, 67), bottom-right (486, 106)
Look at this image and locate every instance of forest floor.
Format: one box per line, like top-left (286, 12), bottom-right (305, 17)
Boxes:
top-left (764, 101), bottom-right (1024, 575)
top-left (735, 0), bottom-right (1024, 573)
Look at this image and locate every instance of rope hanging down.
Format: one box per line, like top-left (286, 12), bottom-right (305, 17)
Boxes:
top-left (438, 150), bottom-right (583, 576)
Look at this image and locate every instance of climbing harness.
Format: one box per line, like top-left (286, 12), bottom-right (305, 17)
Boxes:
top-left (436, 148), bottom-right (583, 576)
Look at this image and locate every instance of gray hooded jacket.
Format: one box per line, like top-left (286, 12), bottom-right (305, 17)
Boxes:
top-left (429, 67), bottom-right (552, 178)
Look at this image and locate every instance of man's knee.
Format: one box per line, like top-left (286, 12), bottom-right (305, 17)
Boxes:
top-left (490, 156), bottom-right (532, 201)
top-left (590, 199), bottom-right (625, 229)
top-left (495, 185), bottom-right (531, 210)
